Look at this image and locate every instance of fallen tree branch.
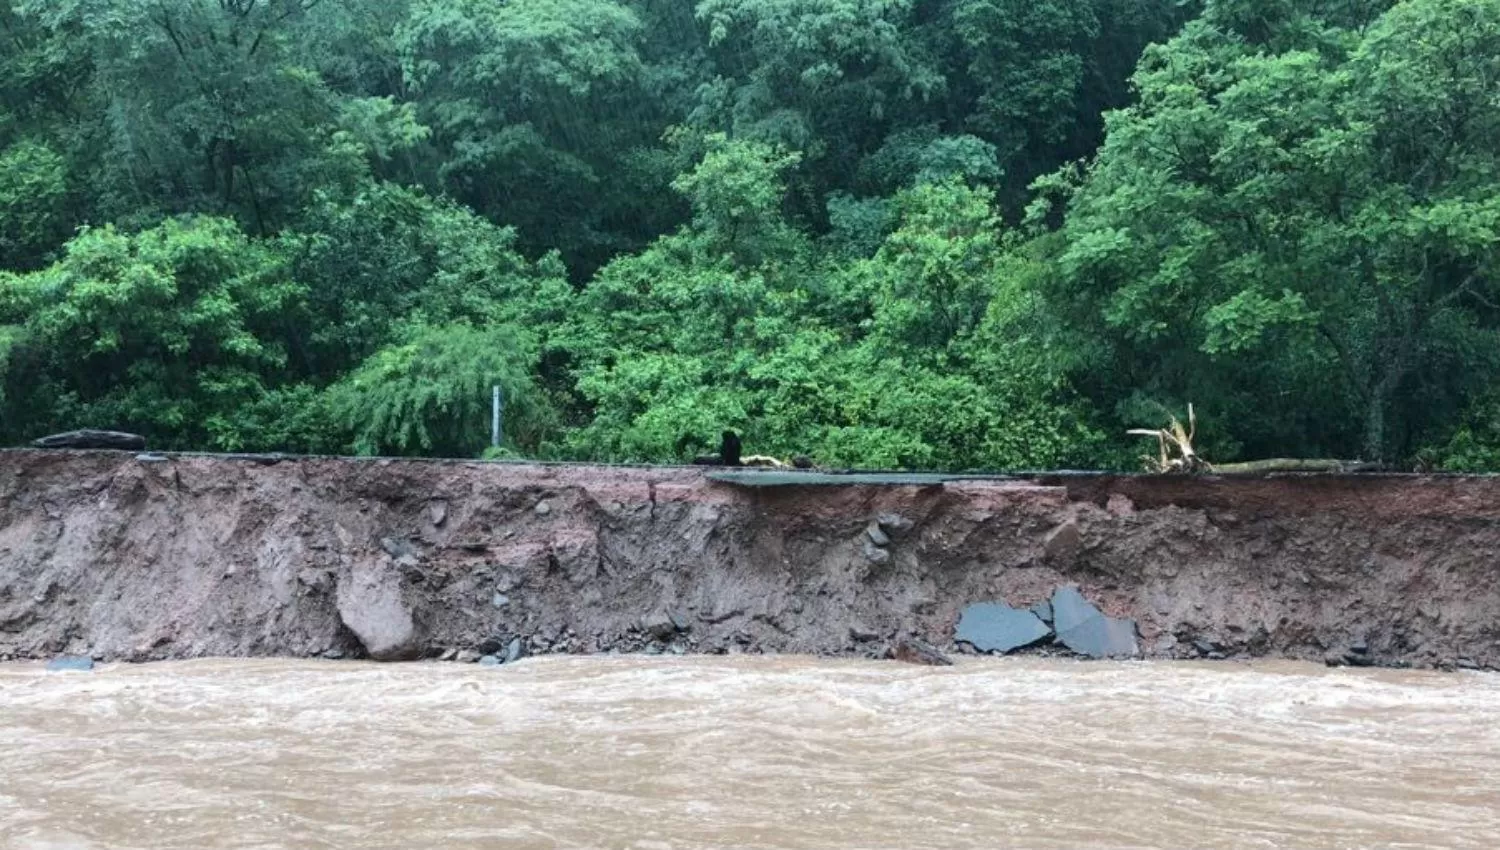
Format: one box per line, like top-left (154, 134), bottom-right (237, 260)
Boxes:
top-left (1207, 459), bottom-right (1384, 475)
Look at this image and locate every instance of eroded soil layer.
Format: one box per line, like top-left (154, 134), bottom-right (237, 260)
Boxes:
top-left (1, 450), bottom-right (1497, 669)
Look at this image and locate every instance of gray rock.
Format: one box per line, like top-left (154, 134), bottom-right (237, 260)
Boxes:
top-left (336, 561), bottom-right (423, 661)
top-left (491, 592), bottom-right (510, 609)
top-left (505, 638), bottom-right (525, 664)
top-left (456, 649), bottom-right (482, 664)
top-left (892, 639), bottom-right (952, 666)
top-left (33, 430), bottom-right (146, 451)
top-left (955, 602), bottom-right (1052, 654)
top-left (642, 611), bottom-right (679, 640)
top-left (379, 537), bottom-right (416, 560)
top-left (478, 655), bottom-right (501, 667)
top-left (1050, 586), bottom-right (1139, 659)
top-left (429, 500), bottom-right (449, 527)
top-left (849, 623), bottom-right (880, 642)
top-left (1042, 520), bottom-right (1082, 564)
top-left (45, 656), bottom-right (94, 672)
top-left (863, 539), bottom-right (891, 565)
top-left (439, 648), bottom-right (459, 662)
top-left (1192, 638), bottom-right (1218, 656)
top-left (876, 513), bottom-right (915, 539)
top-left (1029, 600), bottom-right (1053, 625)
top-left (135, 453), bottom-right (169, 463)
top-left (865, 522), bottom-right (890, 547)
top-left (1348, 638), bottom-right (1369, 655)
top-left (534, 500), bottom-right (552, 516)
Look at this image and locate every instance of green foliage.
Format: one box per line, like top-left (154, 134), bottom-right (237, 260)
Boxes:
top-left (0, 217), bottom-right (300, 446)
top-left (0, 139), bottom-right (70, 270)
top-left (10, 0), bottom-right (1500, 472)
top-left (1049, 0), bottom-right (1500, 462)
top-left (328, 323), bottom-right (558, 458)
top-left (561, 146), bottom-right (1101, 470)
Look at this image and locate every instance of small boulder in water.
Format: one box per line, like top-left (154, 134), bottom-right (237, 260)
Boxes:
top-left (891, 638), bottom-right (952, 666)
top-left (954, 602), bottom-right (1051, 654)
top-left (46, 656), bottom-right (94, 672)
top-left (478, 655), bottom-right (501, 667)
top-left (505, 637), bottom-right (526, 664)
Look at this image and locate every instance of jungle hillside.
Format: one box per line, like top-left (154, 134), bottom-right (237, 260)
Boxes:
top-left (2, 0), bottom-right (1498, 471)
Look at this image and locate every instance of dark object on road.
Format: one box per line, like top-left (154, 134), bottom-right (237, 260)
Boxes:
top-left (32, 430), bottom-right (147, 451)
top-left (691, 430), bottom-right (744, 467)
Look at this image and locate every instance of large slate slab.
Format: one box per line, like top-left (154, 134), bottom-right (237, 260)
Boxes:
top-left (955, 602), bottom-right (1052, 654)
top-left (32, 430), bottom-right (146, 450)
top-left (1050, 586), bottom-right (1139, 659)
top-left (45, 656), bottom-right (94, 672)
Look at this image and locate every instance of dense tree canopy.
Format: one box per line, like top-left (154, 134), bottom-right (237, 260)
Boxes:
top-left (2, 0), bottom-right (1496, 471)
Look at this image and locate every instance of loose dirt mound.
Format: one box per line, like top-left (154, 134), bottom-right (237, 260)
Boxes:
top-left (1, 451), bottom-right (1496, 669)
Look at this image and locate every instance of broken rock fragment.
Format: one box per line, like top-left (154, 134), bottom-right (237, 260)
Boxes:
top-left (1042, 520), bottom-right (1082, 565)
top-left (955, 602), bottom-right (1052, 654)
top-left (336, 561), bottom-right (423, 661)
top-left (1050, 586), bottom-right (1139, 659)
top-left (876, 513), bottom-right (915, 539)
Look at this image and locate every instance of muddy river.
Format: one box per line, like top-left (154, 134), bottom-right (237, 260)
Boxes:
top-left (0, 657), bottom-right (1496, 849)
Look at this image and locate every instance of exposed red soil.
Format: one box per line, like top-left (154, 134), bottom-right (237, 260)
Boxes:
top-left (1, 450), bottom-right (1497, 670)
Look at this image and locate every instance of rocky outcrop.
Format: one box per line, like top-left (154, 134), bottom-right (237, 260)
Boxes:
top-left (0, 450), bottom-right (1498, 670)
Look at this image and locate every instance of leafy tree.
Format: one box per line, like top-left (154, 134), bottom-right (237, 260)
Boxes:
top-left (0, 139), bottom-right (70, 270)
top-left (1048, 0), bottom-right (1500, 462)
top-left (328, 323), bottom-right (558, 457)
top-left (0, 216), bottom-right (301, 446)
top-left (395, 0), bottom-right (654, 274)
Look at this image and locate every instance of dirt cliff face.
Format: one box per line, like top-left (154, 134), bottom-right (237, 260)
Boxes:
top-left (1, 451), bottom-right (1497, 670)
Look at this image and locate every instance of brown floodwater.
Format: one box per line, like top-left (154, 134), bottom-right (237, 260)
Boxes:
top-left (0, 656), bottom-right (1496, 850)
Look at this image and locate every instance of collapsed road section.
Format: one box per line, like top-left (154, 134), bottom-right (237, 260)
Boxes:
top-left (0, 449), bottom-right (1497, 670)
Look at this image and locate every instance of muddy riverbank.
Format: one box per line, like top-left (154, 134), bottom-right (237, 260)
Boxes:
top-left (1, 450), bottom-right (1497, 670)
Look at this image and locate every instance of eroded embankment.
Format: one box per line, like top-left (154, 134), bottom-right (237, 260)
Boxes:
top-left (1, 450), bottom-right (1497, 670)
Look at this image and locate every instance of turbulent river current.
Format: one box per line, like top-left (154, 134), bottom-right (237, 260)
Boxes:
top-left (1, 656), bottom-right (1497, 850)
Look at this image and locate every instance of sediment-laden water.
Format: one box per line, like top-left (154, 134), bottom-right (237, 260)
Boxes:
top-left (1, 657), bottom-right (1496, 849)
